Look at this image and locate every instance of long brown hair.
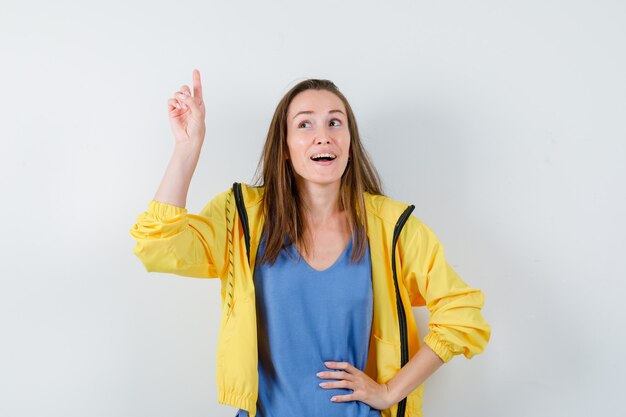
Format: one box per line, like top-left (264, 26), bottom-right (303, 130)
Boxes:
top-left (252, 79), bottom-right (384, 266)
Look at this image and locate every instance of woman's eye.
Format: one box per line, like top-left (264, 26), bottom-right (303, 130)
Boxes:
top-left (330, 119), bottom-right (342, 127)
top-left (298, 121), bottom-right (312, 128)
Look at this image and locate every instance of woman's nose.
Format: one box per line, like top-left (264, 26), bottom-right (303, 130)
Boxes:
top-left (314, 124), bottom-right (332, 144)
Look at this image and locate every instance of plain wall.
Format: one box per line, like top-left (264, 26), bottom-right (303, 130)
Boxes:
top-left (1, 0), bottom-right (624, 416)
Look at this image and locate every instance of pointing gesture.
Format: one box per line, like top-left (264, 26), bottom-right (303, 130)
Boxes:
top-left (168, 68), bottom-right (206, 148)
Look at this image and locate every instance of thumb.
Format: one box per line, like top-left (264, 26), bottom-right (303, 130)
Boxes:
top-left (180, 92), bottom-right (203, 114)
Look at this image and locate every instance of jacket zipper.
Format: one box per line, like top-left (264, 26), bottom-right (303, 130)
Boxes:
top-left (391, 203), bottom-right (415, 417)
top-left (233, 182), bottom-right (251, 267)
top-left (233, 183), bottom-right (415, 417)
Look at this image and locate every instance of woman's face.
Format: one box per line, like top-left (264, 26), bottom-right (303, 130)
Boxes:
top-left (286, 89), bottom-right (350, 188)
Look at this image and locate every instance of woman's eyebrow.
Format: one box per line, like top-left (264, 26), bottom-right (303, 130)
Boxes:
top-left (292, 109), bottom-right (345, 121)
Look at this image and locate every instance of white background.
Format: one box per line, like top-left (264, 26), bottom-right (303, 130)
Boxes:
top-left (1, 1), bottom-right (624, 416)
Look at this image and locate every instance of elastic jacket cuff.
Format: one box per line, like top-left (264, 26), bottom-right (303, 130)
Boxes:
top-left (424, 332), bottom-right (455, 363)
top-left (148, 199), bottom-right (187, 220)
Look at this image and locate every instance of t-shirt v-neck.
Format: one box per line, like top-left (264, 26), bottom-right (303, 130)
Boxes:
top-left (289, 235), bottom-right (353, 273)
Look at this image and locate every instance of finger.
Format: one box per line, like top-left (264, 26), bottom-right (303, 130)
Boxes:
top-left (192, 68), bottom-right (203, 99)
top-left (337, 361), bottom-right (353, 370)
top-left (318, 370), bottom-right (353, 381)
top-left (180, 85), bottom-right (191, 96)
top-left (168, 98), bottom-right (181, 110)
top-left (176, 91), bottom-right (188, 103)
top-left (172, 91), bottom-right (183, 108)
top-left (331, 393), bottom-right (356, 403)
top-left (173, 90), bottom-right (188, 99)
top-left (171, 91), bottom-right (189, 110)
top-left (177, 92), bottom-right (194, 111)
top-left (169, 96), bottom-right (187, 111)
top-left (319, 380), bottom-right (352, 389)
top-left (328, 361), bottom-right (356, 373)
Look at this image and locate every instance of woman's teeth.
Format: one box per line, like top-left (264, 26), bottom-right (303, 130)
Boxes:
top-left (310, 153), bottom-right (337, 161)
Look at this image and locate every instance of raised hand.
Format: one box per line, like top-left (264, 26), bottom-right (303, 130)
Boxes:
top-left (168, 68), bottom-right (206, 148)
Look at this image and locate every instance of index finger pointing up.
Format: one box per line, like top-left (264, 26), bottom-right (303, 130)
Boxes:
top-left (192, 68), bottom-right (203, 99)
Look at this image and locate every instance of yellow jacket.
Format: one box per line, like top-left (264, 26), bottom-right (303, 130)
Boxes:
top-left (129, 183), bottom-right (491, 417)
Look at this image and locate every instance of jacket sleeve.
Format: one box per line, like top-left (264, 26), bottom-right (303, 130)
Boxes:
top-left (129, 191), bottom-right (230, 279)
top-left (400, 216), bottom-right (491, 363)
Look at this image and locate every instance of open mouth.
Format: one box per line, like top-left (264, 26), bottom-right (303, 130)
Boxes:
top-left (310, 153), bottom-right (337, 164)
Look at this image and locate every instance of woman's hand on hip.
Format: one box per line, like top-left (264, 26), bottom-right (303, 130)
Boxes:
top-left (317, 361), bottom-right (394, 411)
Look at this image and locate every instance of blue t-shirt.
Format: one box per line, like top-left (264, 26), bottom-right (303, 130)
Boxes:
top-left (236, 233), bottom-right (382, 417)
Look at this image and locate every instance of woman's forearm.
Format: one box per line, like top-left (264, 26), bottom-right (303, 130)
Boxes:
top-left (153, 143), bottom-right (202, 208)
top-left (386, 342), bottom-right (445, 405)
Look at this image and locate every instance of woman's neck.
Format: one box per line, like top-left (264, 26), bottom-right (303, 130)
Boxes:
top-left (296, 179), bottom-right (343, 226)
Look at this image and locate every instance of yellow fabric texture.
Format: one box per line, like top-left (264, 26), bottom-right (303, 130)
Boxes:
top-left (129, 184), bottom-right (491, 417)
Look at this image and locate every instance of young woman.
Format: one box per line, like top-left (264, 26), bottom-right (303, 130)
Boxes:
top-left (130, 69), bottom-right (491, 417)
